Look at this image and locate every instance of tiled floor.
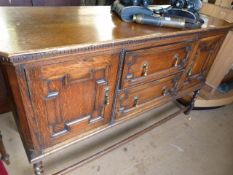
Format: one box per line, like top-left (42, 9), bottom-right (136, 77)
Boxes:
top-left (0, 102), bottom-right (233, 175)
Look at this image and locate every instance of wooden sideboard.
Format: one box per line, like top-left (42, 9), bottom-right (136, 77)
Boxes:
top-left (0, 6), bottom-right (232, 174)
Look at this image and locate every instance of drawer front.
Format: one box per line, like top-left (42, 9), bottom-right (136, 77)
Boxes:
top-left (117, 73), bottom-right (181, 118)
top-left (121, 42), bottom-right (192, 89)
top-left (25, 53), bottom-right (119, 147)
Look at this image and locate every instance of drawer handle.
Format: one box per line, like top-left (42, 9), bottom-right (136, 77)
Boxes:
top-left (104, 86), bottom-right (110, 106)
top-left (133, 96), bottom-right (139, 107)
top-left (173, 54), bottom-right (180, 67)
top-left (162, 88), bottom-right (170, 96)
top-left (142, 63), bottom-right (149, 77)
top-left (187, 67), bottom-right (192, 76)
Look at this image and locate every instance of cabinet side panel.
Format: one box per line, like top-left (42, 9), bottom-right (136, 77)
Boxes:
top-left (1, 64), bottom-right (42, 161)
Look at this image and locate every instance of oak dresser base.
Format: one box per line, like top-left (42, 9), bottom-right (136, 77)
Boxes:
top-left (0, 6), bottom-right (231, 175)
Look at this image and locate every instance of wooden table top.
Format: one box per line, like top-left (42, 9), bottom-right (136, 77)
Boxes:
top-left (0, 6), bottom-right (231, 58)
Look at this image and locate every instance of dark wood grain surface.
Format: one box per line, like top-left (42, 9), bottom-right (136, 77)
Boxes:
top-left (0, 6), bottom-right (231, 57)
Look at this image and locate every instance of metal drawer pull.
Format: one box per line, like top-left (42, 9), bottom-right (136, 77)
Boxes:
top-left (187, 67), bottom-right (192, 76)
top-left (162, 88), bottom-right (169, 96)
top-left (173, 54), bottom-right (180, 67)
top-left (126, 73), bottom-right (133, 80)
top-left (104, 86), bottom-right (110, 106)
top-left (133, 96), bottom-right (139, 107)
top-left (142, 63), bottom-right (149, 76)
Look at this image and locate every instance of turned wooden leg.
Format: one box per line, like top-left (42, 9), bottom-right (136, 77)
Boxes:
top-left (0, 131), bottom-right (10, 165)
top-left (33, 161), bottom-right (44, 175)
top-left (184, 89), bottom-right (200, 115)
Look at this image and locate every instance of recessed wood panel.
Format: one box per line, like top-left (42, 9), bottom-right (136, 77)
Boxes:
top-left (182, 35), bottom-right (225, 91)
top-left (191, 35), bottom-right (223, 77)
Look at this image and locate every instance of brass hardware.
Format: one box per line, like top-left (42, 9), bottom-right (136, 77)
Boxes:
top-left (126, 73), bottom-right (133, 79)
top-left (133, 96), bottom-right (139, 107)
top-left (142, 63), bottom-right (149, 76)
top-left (162, 88), bottom-right (169, 96)
top-left (187, 67), bottom-right (192, 76)
top-left (47, 91), bottom-right (59, 99)
top-left (173, 54), bottom-right (180, 67)
top-left (104, 86), bottom-right (110, 106)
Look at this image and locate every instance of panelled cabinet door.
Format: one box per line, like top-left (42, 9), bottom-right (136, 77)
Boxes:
top-left (121, 41), bottom-right (192, 89)
top-left (184, 35), bottom-right (225, 88)
top-left (25, 53), bottom-right (119, 148)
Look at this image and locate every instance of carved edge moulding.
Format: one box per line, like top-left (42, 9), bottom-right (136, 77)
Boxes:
top-left (0, 27), bottom-right (229, 64)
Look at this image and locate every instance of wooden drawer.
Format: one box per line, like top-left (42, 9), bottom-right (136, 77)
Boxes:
top-left (117, 73), bottom-right (182, 118)
top-left (25, 53), bottom-right (119, 147)
top-left (121, 42), bottom-right (193, 89)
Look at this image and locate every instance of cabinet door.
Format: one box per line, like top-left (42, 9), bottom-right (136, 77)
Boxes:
top-left (25, 53), bottom-right (119, 148)
top-left (183, 35), bottom-right (225, 89)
